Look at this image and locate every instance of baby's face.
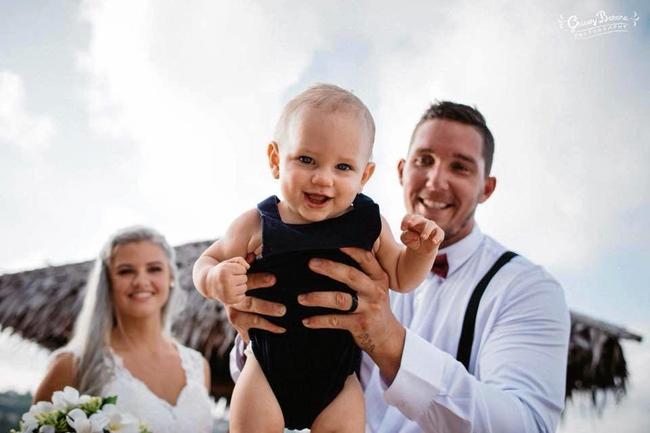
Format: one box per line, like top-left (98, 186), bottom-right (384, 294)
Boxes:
top-left (269, 107), bottom-right (375, 224)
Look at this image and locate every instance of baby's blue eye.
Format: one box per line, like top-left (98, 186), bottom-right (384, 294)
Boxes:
top-left (298, 156), bottom-right (314, 164)
top-left (336, 163), bottom-right (352, 171)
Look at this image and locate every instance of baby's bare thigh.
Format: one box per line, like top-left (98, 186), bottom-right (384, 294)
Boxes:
top-left (310, 374), bottom-right (365, 433)
top-left (230, 353), bottom-right (284, 433)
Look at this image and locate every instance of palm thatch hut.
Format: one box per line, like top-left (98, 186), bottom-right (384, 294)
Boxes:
top-left (0, 241), bottom-right (642, 402)
top-left (0, 241), bottom-right (235, 397)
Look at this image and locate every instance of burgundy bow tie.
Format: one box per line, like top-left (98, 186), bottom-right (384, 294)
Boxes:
top-left (432, 254), bottom-right (449, 279)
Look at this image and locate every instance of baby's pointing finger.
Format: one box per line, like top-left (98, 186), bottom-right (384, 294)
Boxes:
top-left (400, 214), bottom-right (418, 231)
top-left (419, 221), bottom-right (436, 239)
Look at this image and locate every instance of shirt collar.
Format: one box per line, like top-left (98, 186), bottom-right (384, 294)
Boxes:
top-left (438, 223), bottom-right (483, 278)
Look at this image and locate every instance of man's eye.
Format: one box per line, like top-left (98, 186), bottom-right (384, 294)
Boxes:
top-left (452, 162), bottom-right (470, 172)
top-left (298, 156), bottom-right (314, 164)
top-left (414, 155), bottom-right (434, 166)
top-left (117, 269), bottom-right (133, 275)
top-left (148, 266), bottom-right (163, 273)
top-left (336, 163), bottom-right (352, 171)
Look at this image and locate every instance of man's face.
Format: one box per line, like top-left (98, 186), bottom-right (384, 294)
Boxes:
top-left (398, 118), bottom-right (496, 247)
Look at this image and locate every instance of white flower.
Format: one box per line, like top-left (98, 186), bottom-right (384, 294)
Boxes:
top-left (21, 401), bottom-right (54, 432)
top-left (38, 426), bottom-right (55, 433)
top-left (66, 408), bottom-right (108, 433)
top-left (29, 401), bottom-right (55, 415)
top-left (100, 404), bottom-right (140, 433)
top-left (19, 414), bottom-right (38, 433)
top-left (52, 386), bottom-right (91, 411)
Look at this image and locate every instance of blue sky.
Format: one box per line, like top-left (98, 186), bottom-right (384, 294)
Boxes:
top-left (1, 1), bottom-right (649, 431)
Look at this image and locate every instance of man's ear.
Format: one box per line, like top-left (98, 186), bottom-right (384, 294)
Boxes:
top-left (267, 142), bottom-right (280, 179)
top-left (478, 176), bottom-right (496, 203)
top-left (359, 162), bottom-right (376, 190)
top-left (397, 159), bottom-right (406, 186)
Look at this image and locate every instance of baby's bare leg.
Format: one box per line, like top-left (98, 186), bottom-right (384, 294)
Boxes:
top-left (310, 374), bottom-right (365, 433)
top-left (229, 352), bottom-right (284, 433)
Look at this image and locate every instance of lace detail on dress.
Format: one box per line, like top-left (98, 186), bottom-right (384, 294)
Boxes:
top-left (103, 341), bottom-right (213, 433)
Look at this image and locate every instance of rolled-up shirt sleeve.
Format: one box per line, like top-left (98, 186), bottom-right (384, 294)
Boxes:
top-left (384, 269), bottom-right (570, 433)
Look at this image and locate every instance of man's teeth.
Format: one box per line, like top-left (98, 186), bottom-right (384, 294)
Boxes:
top-left (421, 199), bottom-right (448, 209)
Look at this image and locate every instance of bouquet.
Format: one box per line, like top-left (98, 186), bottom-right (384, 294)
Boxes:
top-left (12, 386), bottom-right (151, 433)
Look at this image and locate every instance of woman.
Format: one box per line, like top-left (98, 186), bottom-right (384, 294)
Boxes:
top-left (34, 226), bottom-right (214, 433)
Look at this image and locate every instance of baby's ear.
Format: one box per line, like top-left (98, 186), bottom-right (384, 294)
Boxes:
top-left (359, 162), bottom-right (375, 190)
top-left (267, 142), bottom-right (280, 179)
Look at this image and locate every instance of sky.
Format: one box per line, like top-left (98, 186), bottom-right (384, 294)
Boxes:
top-left (1, 0), bottom-right (648, 431)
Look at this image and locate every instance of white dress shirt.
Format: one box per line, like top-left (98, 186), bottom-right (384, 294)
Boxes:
top-left (230, 225), bottom-right (570, 433)
top-left (362, 225), bottom-right (570, 433)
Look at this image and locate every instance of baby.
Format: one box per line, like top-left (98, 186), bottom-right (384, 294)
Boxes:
top-left (193, 84), bottom-right (443, 433)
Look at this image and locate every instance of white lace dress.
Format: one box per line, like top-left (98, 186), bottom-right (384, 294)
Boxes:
top-left (103, 342), bottom-right (214, 433)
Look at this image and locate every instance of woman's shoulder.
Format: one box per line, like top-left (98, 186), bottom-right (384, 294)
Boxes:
top-left (33, 351), bottom-right (78, 403)
top-left (46, 351), bottom-right (78, 379)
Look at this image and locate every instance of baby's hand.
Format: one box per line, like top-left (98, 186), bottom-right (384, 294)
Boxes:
top-left (400, 214), bottom-right (444, 255)
top-left (205, 257), bottom-right (250, 304)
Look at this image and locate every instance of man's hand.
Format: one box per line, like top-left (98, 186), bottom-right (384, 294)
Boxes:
top-left (223, 272), bottom-right (286, 344)
top-left (400, 213), bottom-right (444, 254)
top-left (298, 247), bottom-right (407, 383)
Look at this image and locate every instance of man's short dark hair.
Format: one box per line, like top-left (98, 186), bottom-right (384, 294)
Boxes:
top-left (410, 101), bottom-right (495, 176)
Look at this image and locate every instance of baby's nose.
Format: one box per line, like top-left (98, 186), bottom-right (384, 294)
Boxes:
top-left (312, 169), bottom-right (334, 186)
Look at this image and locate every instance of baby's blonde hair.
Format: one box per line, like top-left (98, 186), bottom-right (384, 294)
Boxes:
top-left (274, 83), bottom-right (375, 153)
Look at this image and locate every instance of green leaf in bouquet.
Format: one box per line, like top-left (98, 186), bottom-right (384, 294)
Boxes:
top-left (102, 395), bottom-right (118, 407)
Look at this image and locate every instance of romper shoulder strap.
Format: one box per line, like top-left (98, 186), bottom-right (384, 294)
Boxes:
top-left (456, 251), bottom-right (518, 370)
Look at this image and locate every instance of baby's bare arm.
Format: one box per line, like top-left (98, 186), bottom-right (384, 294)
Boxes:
top-left (375, 214), bottom-right (443, 293)
top-left (192, 208), bottom-right (260, 303)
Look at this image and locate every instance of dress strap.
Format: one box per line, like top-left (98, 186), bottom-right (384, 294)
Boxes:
top-left (175, 343), bottom-right (205, 384)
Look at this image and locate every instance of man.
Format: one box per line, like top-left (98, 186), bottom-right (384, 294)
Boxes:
top-left (228, 101), bottom-right (570, 433)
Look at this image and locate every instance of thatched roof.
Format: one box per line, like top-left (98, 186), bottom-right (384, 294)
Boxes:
top-left (0, 241), bottom-right (234, 354)
top-left (0, 241), bottom-right (643, 402)
top-left (0, 241), bottom-right (236, 396)
top-left (567, 311), bottom-right (641, 403)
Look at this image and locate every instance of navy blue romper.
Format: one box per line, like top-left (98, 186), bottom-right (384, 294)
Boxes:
top-left (247, 193), bottom-right (381, 429)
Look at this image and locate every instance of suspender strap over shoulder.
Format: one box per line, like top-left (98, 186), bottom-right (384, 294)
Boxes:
top-left (456, 251), bottom-right (518, 370)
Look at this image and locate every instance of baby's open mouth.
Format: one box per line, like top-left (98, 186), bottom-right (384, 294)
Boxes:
top-left (305, 193), bottom-right (331, 205)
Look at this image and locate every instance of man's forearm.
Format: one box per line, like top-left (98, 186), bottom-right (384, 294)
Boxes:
top-left (364, 314), bottom-right (406, 384)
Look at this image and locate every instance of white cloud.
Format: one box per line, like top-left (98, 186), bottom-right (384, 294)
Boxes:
top-left (77, 0), bottom-right (649, 271)
top-left (0, 71), bottom-right (56, 153)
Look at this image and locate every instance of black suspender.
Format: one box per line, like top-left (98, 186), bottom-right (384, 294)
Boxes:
top-left (456, 251), bottom-right (518, 370)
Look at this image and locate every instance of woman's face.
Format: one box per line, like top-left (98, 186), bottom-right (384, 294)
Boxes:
top-left (109, 240), bottom-right (173, 322)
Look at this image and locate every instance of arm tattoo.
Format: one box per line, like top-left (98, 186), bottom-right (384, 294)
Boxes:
top-left (357, 332), bottom-right (376, 354)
